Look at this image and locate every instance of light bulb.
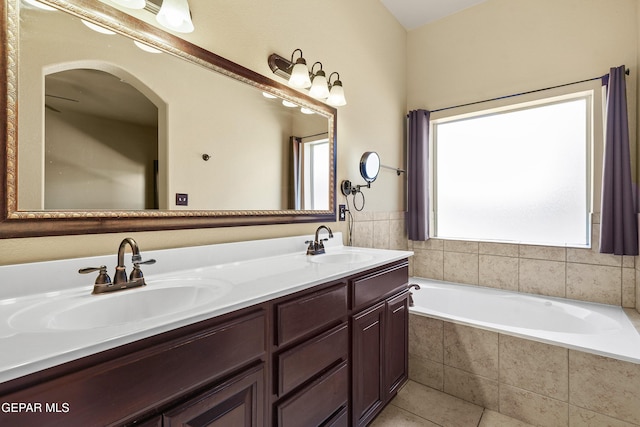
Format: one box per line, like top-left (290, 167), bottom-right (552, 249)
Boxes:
top-left (109, 0), bottom-right (145, 9)
top-left (289, 61), bottom-right (311, 88)
top-left (81, 20), bottom-right (116, 35)
top-left (309, 72), bottom-right (329, 99)
top-left (327, 82), bottom-right (347, 106)
top-left (134, 40), bottom-right (162, 53)
top-left (23, 0), bottom-right (56, 11)
top-left (156, 0), bottom-right (194, 33)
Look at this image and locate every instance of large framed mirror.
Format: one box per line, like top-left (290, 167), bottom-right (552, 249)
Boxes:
top-left (0, 0), bottom-right (337, 238)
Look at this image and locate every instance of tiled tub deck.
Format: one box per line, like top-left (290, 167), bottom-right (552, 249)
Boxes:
top-left (409, 313), bottom-right (640, 426)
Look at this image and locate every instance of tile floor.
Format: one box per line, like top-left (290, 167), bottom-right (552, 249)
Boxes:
top-left (371, 380), bottom-right (534, 427)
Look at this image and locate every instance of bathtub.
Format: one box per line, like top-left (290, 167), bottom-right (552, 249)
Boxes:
top-left (408, 277), bottom-right (640, 364)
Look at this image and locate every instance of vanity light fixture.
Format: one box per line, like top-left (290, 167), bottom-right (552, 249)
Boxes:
top-left (300, 107), bottom-right (315, 115)
top-left (288, 49), bottom-right (312, 89)
top-left (156, 0), bottom-right (194, 33)
top-left (23, 0), bottom-right (56, 10)
top-left (110, 0), bottom-right (146, 9)
top-left (282, 100), bottom-right (298, 108)
top-left (81, 19), bottom-right (117, 34)
top-left (268, 50), bottom-right (346, 107)
top-left (327, 72), bottom-right (347, 106)
top-left (133, 40), bottom-right (162, 53)
top-left (309, 62), bottom-right (330, 99)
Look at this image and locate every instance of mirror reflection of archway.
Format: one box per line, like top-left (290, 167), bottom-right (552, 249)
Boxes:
top-left (44, 65), bottom-right (162, 210)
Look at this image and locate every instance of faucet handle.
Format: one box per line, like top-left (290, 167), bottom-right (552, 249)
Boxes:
top-left (78, 265), bottom-right (112, 285)
top-left (130, 259), bottom-right (156, 281)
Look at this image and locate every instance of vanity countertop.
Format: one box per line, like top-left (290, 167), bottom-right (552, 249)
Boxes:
top-left (0, 233), bottom-right (412, 384)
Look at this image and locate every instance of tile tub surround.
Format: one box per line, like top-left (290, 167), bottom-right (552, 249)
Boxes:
top-left (409, 314), bottom-right (640, 427)
top-left (409, 217), bottom-right (636, 309)
top-left (349, 210), bottom-right (637, 310)
top-left (0, 233), bottom-right (412, 383)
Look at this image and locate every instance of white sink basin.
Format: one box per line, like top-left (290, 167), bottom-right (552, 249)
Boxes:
top-left (308, 253), bottom-right (374, 264)
top-left (9, 278), bottom-right (232, 331)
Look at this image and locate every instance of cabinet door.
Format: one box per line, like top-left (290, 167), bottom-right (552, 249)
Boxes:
top-left (351, 301), bottom-right (385, 427)
top-left (163, 364), bottom-right (264, 427)
top-left (385, 290), bottom-right (409, 398)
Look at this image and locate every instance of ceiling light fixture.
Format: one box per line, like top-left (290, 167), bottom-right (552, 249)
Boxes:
top-left (268, 50), bottom-right (346, 107)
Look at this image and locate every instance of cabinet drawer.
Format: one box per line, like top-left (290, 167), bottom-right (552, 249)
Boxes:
top-left (276, 361), bottom-right (348, 427)
top-left (0, 309), bottom-right (266, 427)
top-left (276, 283), bottom-right (347, 346)
top-left (325, 407), bottom-right (348, 427)
top-left (277, 323), bottom-right (348, 396)
top-left (352, 261), bottom-right (408, 310)
top-left (163, 364), bottom-right (264, 427)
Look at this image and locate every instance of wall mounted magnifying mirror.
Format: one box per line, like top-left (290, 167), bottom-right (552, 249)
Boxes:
top-left (359, 152), bottom-right (380, 183)
top-left (0, 0), bottom-right (337, 238)
top-left (341, 151), bottom-right (380, 197)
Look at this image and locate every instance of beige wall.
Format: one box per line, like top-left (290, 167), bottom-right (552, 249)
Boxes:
top-left (1, 0), bottom-right (407, 265)
top-left (405, 0), bottom-right (639, 308)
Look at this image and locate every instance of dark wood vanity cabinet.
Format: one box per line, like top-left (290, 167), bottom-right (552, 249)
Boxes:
top-left (350, 262), bottom-right (410, 427)
top-left (0, 307), bottom-right (268, 427)
top-left (163, 364), bottom-right (265, 427)
top-left (273, 282), bottom-right (349, 427)
top-left (0, 259), bottom-right (409, 427)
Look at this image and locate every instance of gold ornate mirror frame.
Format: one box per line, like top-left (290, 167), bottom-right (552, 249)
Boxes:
top-left (0, 0), bottom-right (337, 238)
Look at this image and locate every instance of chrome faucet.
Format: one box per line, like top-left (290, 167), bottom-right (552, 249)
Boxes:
top-left (79, 237), bottom-right (156, 294)
top-left (306, 225), bottom-right (334, 255)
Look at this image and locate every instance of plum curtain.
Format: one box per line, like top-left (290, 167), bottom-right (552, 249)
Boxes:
top-left (407, 109), bottom-right (430, 241)
top-left (600, 65), bottom-right (638, 255)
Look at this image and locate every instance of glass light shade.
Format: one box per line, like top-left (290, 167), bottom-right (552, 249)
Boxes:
top-left (289, 61), bottom-right (312, 88)
top-left (309, 73), bottom-right (330, 99)
top-left (134, 40), bottom-right (162, 53)
top-left (24, 0), bottom-right (57, 10)
top-left (262, 92), bottom-right (277, 99)
top-left (109, 0), bottom-right (145, 9)
top-left (156, 0), bottom-right (194, 33)
top-left (327, 82), bottom-right (347, 106)
top-left (300, 107), bottom-right (315, 115)
top-left (282, 100), bottom-right (297, 108)
top-left (81, 19), bottom-right (116, 34)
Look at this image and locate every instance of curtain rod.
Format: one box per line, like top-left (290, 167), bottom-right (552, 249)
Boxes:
top-left (430, 68), bottom-right (629, 114)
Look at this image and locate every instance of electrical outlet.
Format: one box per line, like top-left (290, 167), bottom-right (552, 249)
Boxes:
top-left (339, 204), bottom-right (347, 221)
top-left (176, 193), bottom-right (188, 206)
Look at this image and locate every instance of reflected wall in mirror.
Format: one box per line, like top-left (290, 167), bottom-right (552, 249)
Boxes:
top-left (1, 0), bottom-right (336, 237)
top-left (45, 68), bottom-right (159, 210)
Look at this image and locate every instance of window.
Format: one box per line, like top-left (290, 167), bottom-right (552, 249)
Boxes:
top-left (302, 138), bottom-right (329, 210)
top-left (432, 92), bottom-right (592, 247)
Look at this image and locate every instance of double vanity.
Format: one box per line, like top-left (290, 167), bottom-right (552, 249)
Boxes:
top-left (0, 232), bottom-right (412, 426)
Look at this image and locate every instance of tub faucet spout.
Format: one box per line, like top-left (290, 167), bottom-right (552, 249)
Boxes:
top-left (408, 283), bottom-right (421, 307)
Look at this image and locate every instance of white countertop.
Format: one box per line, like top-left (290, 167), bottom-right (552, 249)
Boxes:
top-left (0, 233), bottom-right (412, 383)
